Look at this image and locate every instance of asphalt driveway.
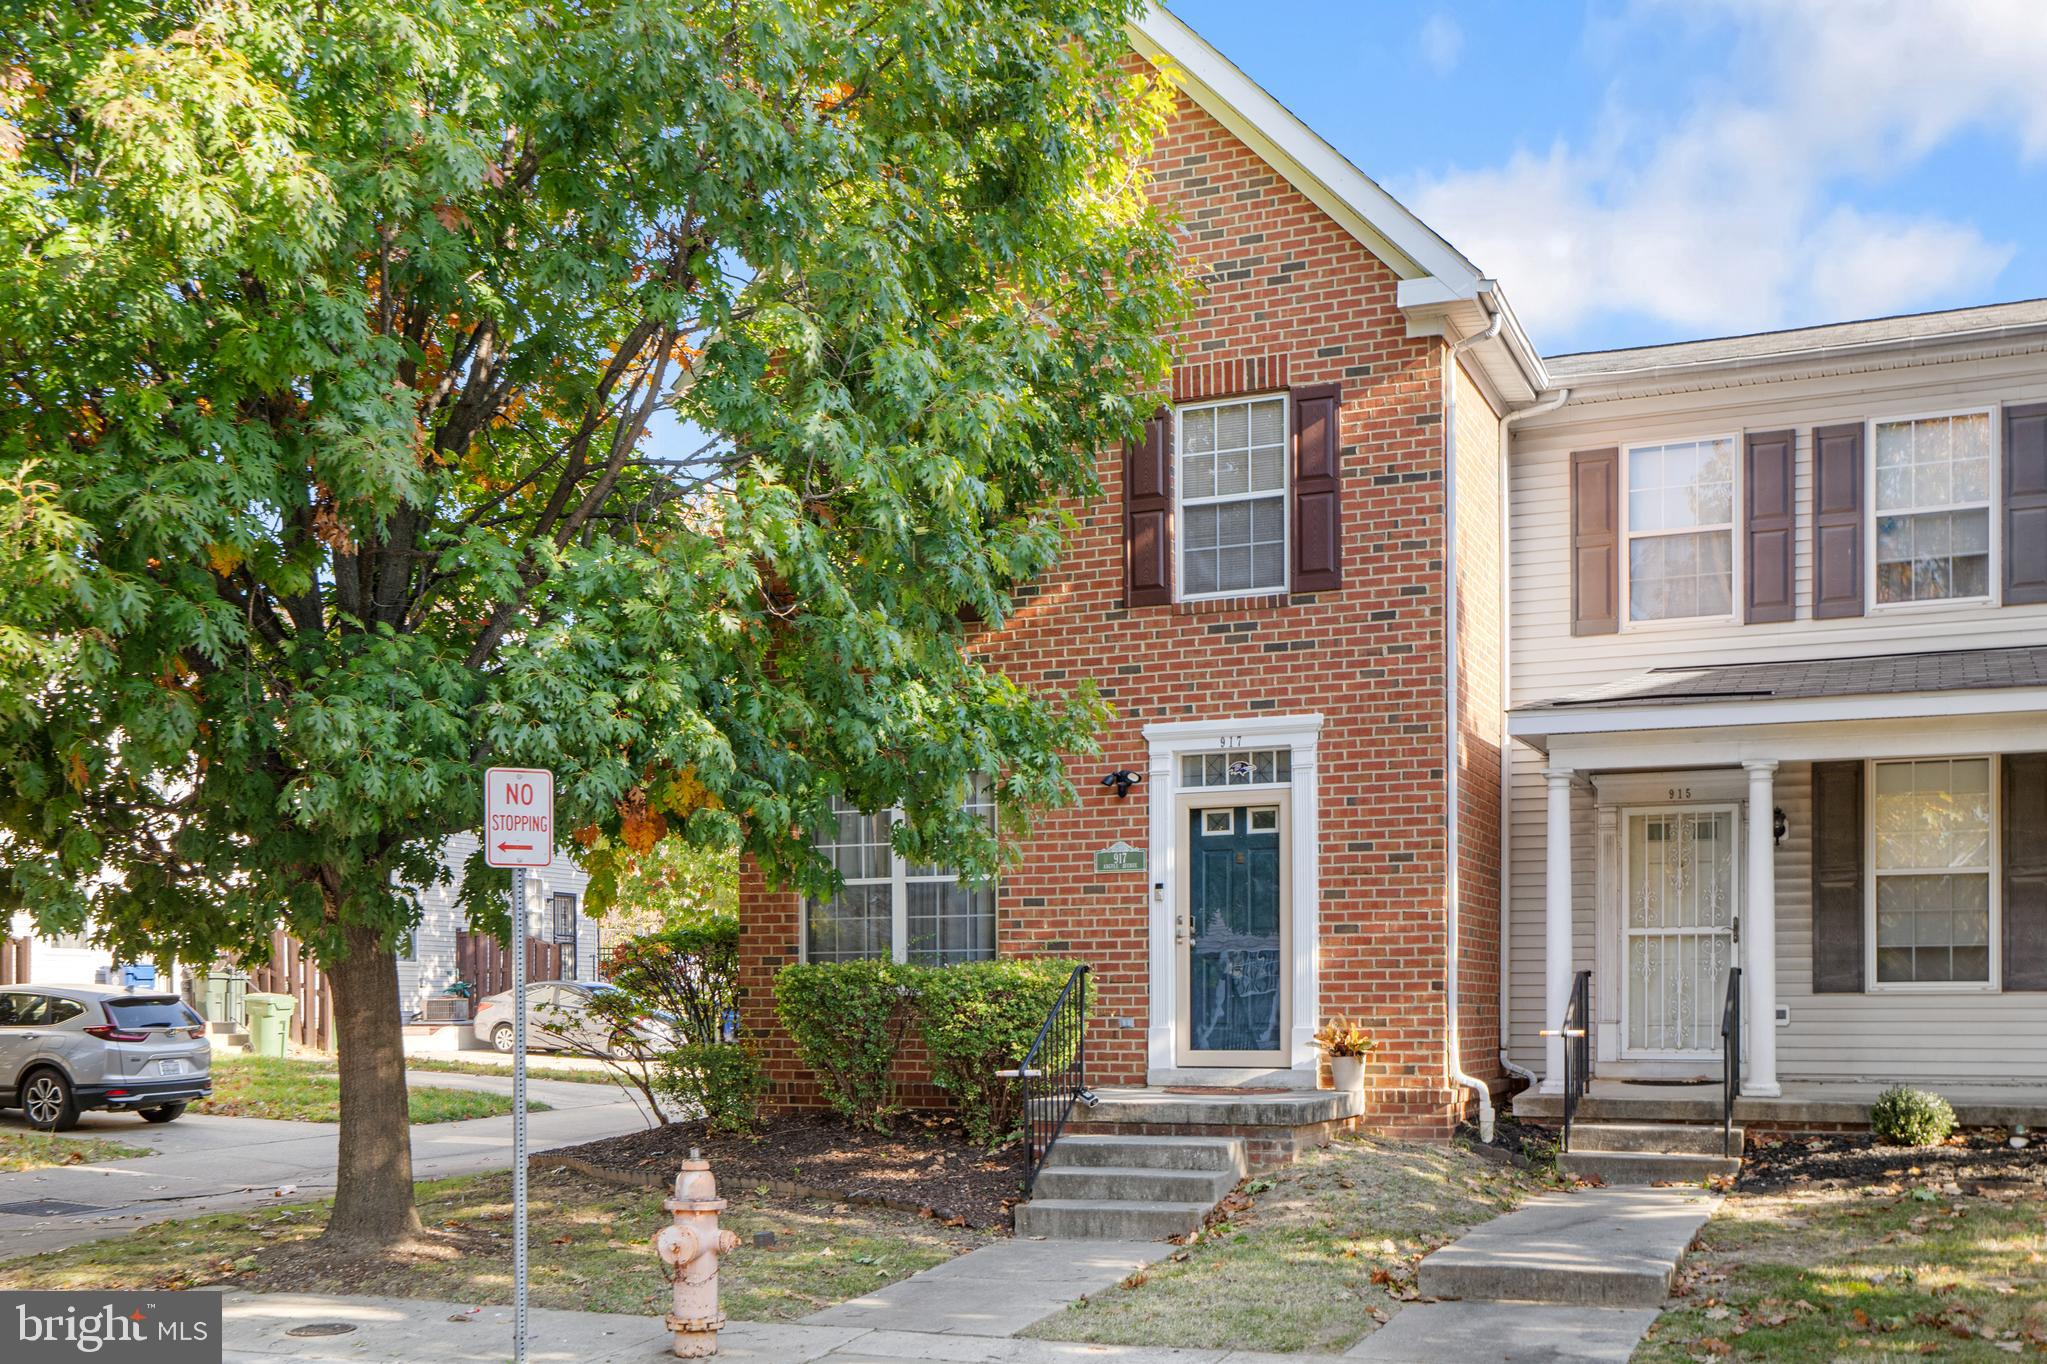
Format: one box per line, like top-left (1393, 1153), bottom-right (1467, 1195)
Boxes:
top-left (0, 1069), bottom-right (653, 1256)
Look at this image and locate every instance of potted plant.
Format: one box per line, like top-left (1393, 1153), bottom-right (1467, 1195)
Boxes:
top-left (1315, 1016), bottom-right (1374, 1096)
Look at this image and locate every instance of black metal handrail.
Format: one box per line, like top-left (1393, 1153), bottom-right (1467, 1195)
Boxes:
top-left (1002, 963), bottom-right (1095, 1195)
top-left (1542, 969), bottom-right (1591, 1152)
top-left (1720, 965), bottom-right (1743, 1158)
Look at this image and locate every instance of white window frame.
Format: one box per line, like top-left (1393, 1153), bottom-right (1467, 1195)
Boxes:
top-left (1173, 392), bottom-right (1290, 603)
top-left (1617, 432), bottom-right (1742, 630)
top-left (1862, 754), bottom-right (2000, 995)
top-left (1865, 406), bottom-right (2000, 614)
top-left (800, 793), bottom-right (997, 967)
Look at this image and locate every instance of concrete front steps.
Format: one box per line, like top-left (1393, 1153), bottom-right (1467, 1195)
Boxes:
top-left (1557, 1121), bottom-right (1743, 1186)
top-left (1417, 1185), bottom-right (1720, 1308)
top-left (1013, 1133), bottom-right (1247, 1241)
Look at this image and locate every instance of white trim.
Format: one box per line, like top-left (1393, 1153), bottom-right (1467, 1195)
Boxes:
top-left (1143, 713), bottom-right (1322, 1076)
top-left (1173, 393), bottom-right (1291, 603)
top-left (1512, 686), bottom-right (2047, 743)
top-left (1863, 754), bottom-right (2001, 995)
top-left (1618, 433), bottom-right (1742, 630)
top-left (1544, 709), bottom-right (2047, 773)
top-left (1865, 407), bottom-right (2000, 614)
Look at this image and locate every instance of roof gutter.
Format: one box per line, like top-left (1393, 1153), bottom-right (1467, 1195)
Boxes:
top-left (1442, 300), bottom-right (1503, 1143)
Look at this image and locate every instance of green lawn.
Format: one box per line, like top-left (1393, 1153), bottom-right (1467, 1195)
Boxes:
top-left (197, 1055), bottom-right (548, 1124)
top-left (1636, 1181), bottom-right (2047, 1361)
top-left (0, 1129), bottom-right (152, 1172)
top-left (0, 1164), bottom-right (994, 1319)
top-left (402, 1056), bottom-right (628, 1086)
top-left (1024, 1136), bottom-right (1550, 1355)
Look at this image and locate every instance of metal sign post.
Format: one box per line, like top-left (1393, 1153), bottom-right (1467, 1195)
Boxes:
top-left (484, 767), bottom-right (553, 1364)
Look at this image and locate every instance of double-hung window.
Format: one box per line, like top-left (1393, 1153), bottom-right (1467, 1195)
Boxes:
top-left (1623, 437), bottom-right (1735, 623)
top-left (1873, 411), bottom-right (1994, 606)
top-left (1178, 395), bottom-right (1287, 599)
top-left (1870, 757), bottom-right (1994, 987)
top-left (805, 778), bottom-right (996, 966)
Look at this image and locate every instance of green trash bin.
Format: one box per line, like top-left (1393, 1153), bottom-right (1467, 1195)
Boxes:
top-left (244, 993), bottom-right (296, 1057)
top-left (203, 970), bottom-right (245, 1025)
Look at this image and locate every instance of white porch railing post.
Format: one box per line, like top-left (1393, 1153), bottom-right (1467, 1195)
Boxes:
top-left (1542, 767), bottom-right (1575, 1095)
top-left (1744, 760), bottom-right (1782, 1098)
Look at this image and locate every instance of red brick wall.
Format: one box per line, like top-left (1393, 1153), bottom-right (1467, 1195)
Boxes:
top-left (738, 75), bottom-right (1503, 1139)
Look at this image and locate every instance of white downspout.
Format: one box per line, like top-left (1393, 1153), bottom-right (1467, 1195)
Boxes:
top-left (1495, 384), bottom-right (1571, 1091)
top-left (1443, 303), bottom-right (1502, 1142)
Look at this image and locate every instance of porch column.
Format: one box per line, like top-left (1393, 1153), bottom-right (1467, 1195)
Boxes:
top-left (1542, 766), bottom-right (1574, 1094)
top-left (1744, 760), bottom-right (1781, 1097)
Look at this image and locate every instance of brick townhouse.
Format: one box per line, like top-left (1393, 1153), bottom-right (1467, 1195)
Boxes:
top-left (736, 4), bottom-right (1550, 1139)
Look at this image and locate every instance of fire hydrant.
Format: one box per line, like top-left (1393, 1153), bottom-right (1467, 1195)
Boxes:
top-left (652, 1149), bottom-right (742, 1357)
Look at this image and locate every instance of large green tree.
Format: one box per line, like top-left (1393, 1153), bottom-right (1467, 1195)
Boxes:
top-left (0, 0), bottom-right (1183, 1246)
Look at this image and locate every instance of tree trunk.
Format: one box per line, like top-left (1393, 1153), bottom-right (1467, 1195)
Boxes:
top-left (322, 920), bottom-right (422, 1248)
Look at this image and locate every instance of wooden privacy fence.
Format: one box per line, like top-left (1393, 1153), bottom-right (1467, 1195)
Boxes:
top-left (0, 936), bottom-right (28, 986)
top-left (242, 930), bottom-right (335, 1052)
top-left (455, 931), bottom-right (565, 997)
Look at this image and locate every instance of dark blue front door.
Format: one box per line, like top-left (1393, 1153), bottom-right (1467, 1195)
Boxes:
top-left (1185, 805), bottom-right (1283, 1057)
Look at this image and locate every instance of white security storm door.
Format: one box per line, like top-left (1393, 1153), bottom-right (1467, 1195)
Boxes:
top-left (1622, 806), bottom-right (1740, 1058)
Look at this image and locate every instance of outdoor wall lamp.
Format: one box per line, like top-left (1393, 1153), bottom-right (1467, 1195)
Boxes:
top-left (1101, 769), bottom-right (1144, 799)
top-left (1774, 806), bottom-right (1788, 845)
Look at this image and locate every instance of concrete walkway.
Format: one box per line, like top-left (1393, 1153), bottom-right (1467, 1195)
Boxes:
top-left (0, 1070), bottom-right (649, 1256)
top-left (219, 1291), bottom-right (1357, 1362)
top-left (1338, 1185), bottom-right (1719, 1363)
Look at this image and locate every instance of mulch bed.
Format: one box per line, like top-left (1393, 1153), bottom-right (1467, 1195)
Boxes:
top-left (1457, 1114), bottom-right (1557, 1171)
top-left (544, 1112), bottom-right (1022, 1230)
top-left (1739, 1129), bottom-right (2047, 1194)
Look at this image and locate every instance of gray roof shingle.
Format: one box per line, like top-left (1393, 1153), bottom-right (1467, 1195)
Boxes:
top-left (1545, 298), bottom-right (2047, 381)
top-left (1516, 645), bottom-right (2047, 712)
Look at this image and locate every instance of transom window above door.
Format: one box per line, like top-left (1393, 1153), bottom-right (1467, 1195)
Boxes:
top-left (1178, 395), bottom-right (1287, 599)
top-left (1181, 747), bottom-right (1292, 788)
top-left (1624, 437), bottom-right (1735, 622)
top-left (1871, 757), bottom-right (1993, 987)
top-left (1873, 412), bottom-right (1993, 606)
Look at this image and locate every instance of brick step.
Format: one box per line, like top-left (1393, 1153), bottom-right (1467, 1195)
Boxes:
top-left (1013, 1198), bottom-right (1213, 1241)
top-left (1568, 1123), bottom-right (1743, 1156)
top-left (1558, 1150), bottom-right (1741, 1186)
top-left (1040, 1133), bottom-right (1247, 1176)
top-left (1029, 1164), bottom-right (1238, 1204)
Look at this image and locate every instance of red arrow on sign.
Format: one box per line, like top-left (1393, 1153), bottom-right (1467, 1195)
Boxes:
top-left (498, 842), bottom-right (534, 853)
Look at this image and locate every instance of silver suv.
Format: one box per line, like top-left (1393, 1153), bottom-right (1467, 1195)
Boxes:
top-left (0, 987), bottom-right (213, 1131)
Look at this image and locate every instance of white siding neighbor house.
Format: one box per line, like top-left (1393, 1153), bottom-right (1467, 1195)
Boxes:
top-left (5, 837), bottom-right (600, 1024)
top-left (1504, 300), bottom-right (2047, 1123)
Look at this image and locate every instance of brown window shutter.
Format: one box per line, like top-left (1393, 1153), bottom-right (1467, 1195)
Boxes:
top-left (1124, 408), bottom-right (1172, 607)
top-left (1744, 430), bottom-right (1795, 623)
top-left (1290, 382), bottom-right (1342, 594)
top-left (1812, 422), bottom-right (1864, 618)
top-left (1811, 759), bottom-right (1865, 993)
top-left (2003, 404), bottom-right (2047, 606)
top-left (1569, 448), bottom-right (1619, 635)
top-left (2003, 753), bottom-right (2047, 990)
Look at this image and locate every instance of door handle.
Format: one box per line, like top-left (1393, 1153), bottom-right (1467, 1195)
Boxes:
top-left (1175, 912), bottom-right (1189, 947)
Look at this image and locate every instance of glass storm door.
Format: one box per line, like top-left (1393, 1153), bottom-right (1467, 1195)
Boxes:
top-left (1623, 806), bottom-right (1739, 1058)
top-left (1176, 800), bottom-right (1289, 1066)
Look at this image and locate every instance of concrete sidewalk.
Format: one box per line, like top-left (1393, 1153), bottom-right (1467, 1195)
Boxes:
top-left (0, 1072), bottom-right (649, 1256)
top-left (219, 1291), bottom-right (1356, 1363)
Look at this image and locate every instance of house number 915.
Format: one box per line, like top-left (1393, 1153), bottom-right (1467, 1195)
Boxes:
top-left (1666, 786), bottom-right (1693, 801)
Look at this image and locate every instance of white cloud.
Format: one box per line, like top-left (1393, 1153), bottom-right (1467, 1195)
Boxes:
top-left (1418, 14), bottom-right (1463, 75)
top-left (1402, 0), bottom-right (2047, 346)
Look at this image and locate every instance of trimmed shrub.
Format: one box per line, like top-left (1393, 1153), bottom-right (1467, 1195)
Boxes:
top-left (1871, 1086), bottom-right (1956, 1146)
top-left (661, 1040), bottom-right (768, 1134)
top-left (773, 960), bottom-right (917, 1128)
top-left (602, 915), bottom-right (740, 1044)
top-left (912, 958), bottom-right (1085, 1147)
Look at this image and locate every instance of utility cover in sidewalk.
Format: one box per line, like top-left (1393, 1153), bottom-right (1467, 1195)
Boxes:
top-left (0, 1200), bottom-right (106, 1217)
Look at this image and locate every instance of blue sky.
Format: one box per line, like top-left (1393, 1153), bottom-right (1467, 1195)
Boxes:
top-left (1165, 0), bottom-right (2047, 356)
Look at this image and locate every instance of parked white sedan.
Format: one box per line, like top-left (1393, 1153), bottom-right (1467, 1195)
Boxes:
top-left (470, 981), bottom-right (679, 1056)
